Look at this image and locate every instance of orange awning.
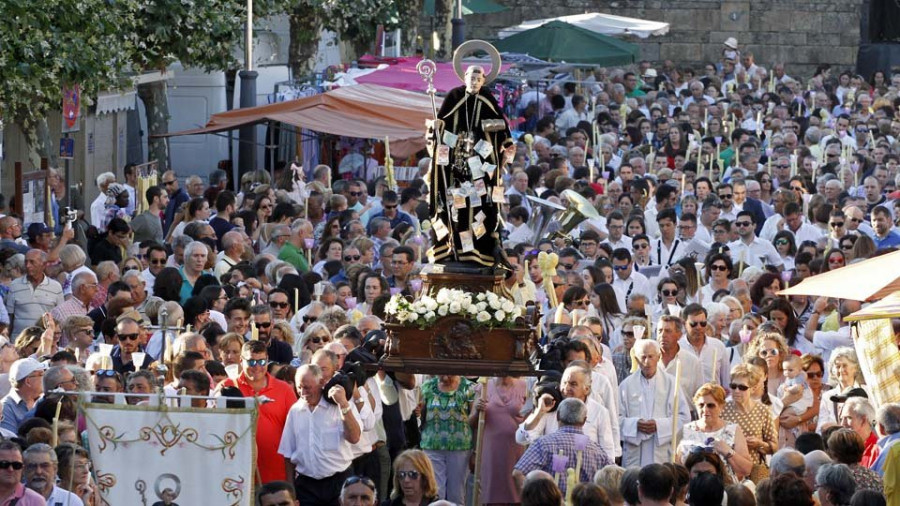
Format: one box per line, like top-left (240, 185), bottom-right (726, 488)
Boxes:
top-left (159, 84), bottom-right (442, 158)
top-left (778, 249), bottom-right (900, 302)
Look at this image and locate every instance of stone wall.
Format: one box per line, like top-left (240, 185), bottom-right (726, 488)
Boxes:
top-left (455, 0), bottom-right (863, 80)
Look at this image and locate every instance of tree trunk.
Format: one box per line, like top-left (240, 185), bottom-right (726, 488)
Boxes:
top-left (18, 118), bottom-right (42, 170)
top-left (35, 118), bottom-right (57, 168)
top-left (137, 80), bottom-right (169, 170)
top-left (399, 0), bottom-right (423, 54)
top-left (433, 0), bottom-right (453, 60)
top-left (288, 5), bottom-right (321, 79)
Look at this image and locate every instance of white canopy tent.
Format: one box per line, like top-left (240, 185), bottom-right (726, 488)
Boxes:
top-left (498, 12), bottom-right (670, 40)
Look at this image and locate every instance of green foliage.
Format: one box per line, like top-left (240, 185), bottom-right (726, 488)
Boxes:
top-left (0, 0), bottom-right (138, 128)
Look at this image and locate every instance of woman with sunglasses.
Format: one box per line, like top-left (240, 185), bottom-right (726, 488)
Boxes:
top-left (295, 321), bottom-right (331, 364)
top-left (823, 249), bottom-right (846, 272)
top-left (677, 383), bottom-right (752, 483)
top-left (119, 256), bottom-right (143, 275)
top-left (652, 277), bottom-right (682, 322)
top-left (721, 364), bottom-right (778, 483)
top-left (562, 286), bottom-right (590, 315)
top-left (772, 230), bottom-right (797, 271)
top-left (753, 172), bottom-right (774, 205)
top-left (384, 449), bottom-right (439, 506)
top-left (746, 326), bottom-right (791, 400)
top-left (611, 316), bottom-right (643, 384)
top-left (700, 253), bottom-right (732, 303)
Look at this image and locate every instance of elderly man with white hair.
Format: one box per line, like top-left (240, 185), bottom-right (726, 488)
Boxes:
top-left (770, 448), bottom-right (805, 477)
top-left (90, 172), bottom-right (117, 227)
top-left (179, 241), bottom-right (209, 304)
top-left (50, 271), bottom-right (98, 324)
top-left (618, 339), bottom-right (691, 467)
top-left (803, 450), bottom-right (832, 490)
top-left (839, 396), bottom-right (879, 467)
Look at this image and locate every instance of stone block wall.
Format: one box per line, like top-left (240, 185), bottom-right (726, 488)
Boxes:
top-left (454, 0), bottom-right (863, 80)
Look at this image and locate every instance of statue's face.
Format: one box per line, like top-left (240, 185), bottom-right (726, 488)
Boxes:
top-left (465, 67), bottom-right (485, 94)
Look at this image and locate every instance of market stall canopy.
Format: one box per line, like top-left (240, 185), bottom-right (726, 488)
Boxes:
top-left (778, 249), bottom-right (900, 302)
top-left (159, 84), bottom-right (440, 158)
top-left (494, 21), bottom-right (640, 65)
top-left (354, 57), bottom-right (512, 93)
top-left (845, 291), bottom-right (900, 321)
top-left (498, 12), bottom-right (670, 40)
top-left (424, 0), bottom-right (507, 15)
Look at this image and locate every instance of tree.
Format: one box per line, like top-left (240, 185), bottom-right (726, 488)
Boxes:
top-left (0, 0), bottom-right (138, 167)
top-left (128, 0), bottom-right (281, 170)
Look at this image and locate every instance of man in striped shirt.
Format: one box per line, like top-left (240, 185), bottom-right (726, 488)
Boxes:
top-left (5, 250), bottom-right (64, 337)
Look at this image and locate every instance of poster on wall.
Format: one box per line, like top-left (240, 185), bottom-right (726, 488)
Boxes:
top-left (62, 84), bottom-right (81, 133)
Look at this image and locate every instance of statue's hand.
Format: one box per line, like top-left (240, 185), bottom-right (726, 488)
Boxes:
top-left (427, 119), bottom-right (444, 131)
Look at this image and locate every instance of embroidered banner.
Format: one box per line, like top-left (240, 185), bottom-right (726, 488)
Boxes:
top-left (83, 402), bottom-right (257, 506)
top-left (853, 320), bottom-right (900, 407)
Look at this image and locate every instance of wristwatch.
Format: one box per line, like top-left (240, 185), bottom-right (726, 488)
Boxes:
top-left (340, 405), bottom-right (351, 416)
top-left (725, 450), bottom-right (735, 459)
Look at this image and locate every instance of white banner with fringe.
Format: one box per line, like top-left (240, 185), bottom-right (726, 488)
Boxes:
top-left (83, 401), bottom-right (257, 506)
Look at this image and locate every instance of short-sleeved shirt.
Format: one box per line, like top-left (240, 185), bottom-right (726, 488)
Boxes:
top-left (278, 241), bottom-right (309, 273)
top-left (721, 400), bottom-right (777, 467)
top-left (419, 377), bottom-right (475, 451)
top-left (0, 483), bottom-right (46, 506)
top-left (6, 275), bottom-right (65, 337)
top-left (222, 373), bottom-right (296, 483)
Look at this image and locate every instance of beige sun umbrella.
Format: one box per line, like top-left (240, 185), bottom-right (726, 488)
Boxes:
top-left (778, 249), bottom-right (900, 302)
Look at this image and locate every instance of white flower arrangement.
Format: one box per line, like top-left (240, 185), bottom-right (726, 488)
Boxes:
top-left (385, 287), bottom-right (521, 329)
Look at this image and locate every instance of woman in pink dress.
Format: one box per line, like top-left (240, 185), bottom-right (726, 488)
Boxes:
top-left (471, 376), bottom-right (527, 505)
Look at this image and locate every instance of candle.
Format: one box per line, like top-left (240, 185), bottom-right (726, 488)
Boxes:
top-left (294, 288), bottom-right (300, 314)
top-left (186, 324), bottom-right (192, 334)
top-left (670, 358), bottom-right (682, 461)
top-left (251, 321), bottom-right (259, 341)
top-left (738, 250), bottom-right (746, 277)
top-left (52, 400), bottom-right (63, 447)
top-left (712, 348), bottom-right (718, 385)
top-left (555, 305), bottom-right (565, 325)
top-left (681, 174), bottom-right (686, 195)
top-left (565, 468), bottom-right (576, 505)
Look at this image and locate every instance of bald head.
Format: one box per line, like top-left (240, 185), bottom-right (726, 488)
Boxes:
top-left (770, 449), bottom-right (805, 477)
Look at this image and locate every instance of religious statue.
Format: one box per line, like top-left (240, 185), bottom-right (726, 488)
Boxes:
top-left (420, 40), bottom-right (516, 273)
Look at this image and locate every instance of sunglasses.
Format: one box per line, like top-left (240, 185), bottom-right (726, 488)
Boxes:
top-left (269, 301), bottom-right (289, 309)
top-left (343, 475), bottom-right (376, 492)
top-left (397, 470), bottom-right (420, 480)
top-left (383, 204), bottom-right (397, 210)
top-left (302, 315), bottom-right (318, 323)
top-left (162, 180), bottom-right (176, 186)
top-left (830, 222), bottom-right (844, 227)
top-left (697, 402), bottom-right (718, 409)
top-left (709, 264), bottom-right (728, 271)
top-left (0, 461), bottom-right (24, 471)
top-left (660, 289), bottom-right (677, 296)
top-left (350, 191), bottom-right (364, 197)
top-left (96, 369), bottom-right (119, 378)
top-left (688, 321), bottom-right (708, 327)
top-left (622, 330), bottom-right (635, 337)
top-left (344, 255), bottom-right (361, 262)
top-left (118, 333), bottom-right (140, 341)
top-left (806, 371), bottom-right (824, 378)
top-left (245, 359), bottom-right (269, 367)
top-left (613, 265), bottom-right (630, 271)
top-left (150, 259), bottom-right (166, 265)
top-left (774, 239), bottom-right (789, 246)
top-left (719, 194), bottom-right (733, 199)
top-left (255, 322), bottom-right (272, 329)
top-left (633, 243), bottom-right (649, 250)
top-left (309, 336), bottom-right (330, 344)
top-left (729, 383), bottom-right (750, 391)
top-left (560, 263), bottom-right (575, 270)
top-left (574, 300), bottom-right (589, 307)
top-left (734, 221), bottom-right (752, 227)
top-left (759, 349), bottom-right (780, 357)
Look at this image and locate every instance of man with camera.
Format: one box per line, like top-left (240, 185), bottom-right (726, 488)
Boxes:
top-left (279, 363), bottom-right (362, 506)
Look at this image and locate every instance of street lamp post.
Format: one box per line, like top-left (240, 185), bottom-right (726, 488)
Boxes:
top-left (238, 0), bottom-right (258, 178)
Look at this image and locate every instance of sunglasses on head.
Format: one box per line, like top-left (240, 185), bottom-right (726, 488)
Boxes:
top-left (96, 369), bottom-right (119, 378)
top-left (729, 383), bottom-right (750, 391)
top-left (688, 321), bottom-right (707, 327)
top-left (0, 461), bottom-right (23, 470)
top-left (343, 475), bottom-right (376, 492)
top-left (245, 358), bottom-right (268, 367)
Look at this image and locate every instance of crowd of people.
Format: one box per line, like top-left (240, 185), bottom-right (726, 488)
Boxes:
top-left (0, 36), bottom-right (898, 506)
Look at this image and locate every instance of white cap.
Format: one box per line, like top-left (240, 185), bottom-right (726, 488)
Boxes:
top-left (643, 68), bottom-right (658, 79)
top-left (10, 358), bottom-right (47, 383)
top-left (723, 37), bottom-right (738, 49)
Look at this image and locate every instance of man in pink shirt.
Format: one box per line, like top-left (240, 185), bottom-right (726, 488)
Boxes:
top-left (0, 440), bottom-right (45, 505)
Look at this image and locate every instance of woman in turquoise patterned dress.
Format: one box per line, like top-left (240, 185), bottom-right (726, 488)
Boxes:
top-left (418, 375), bottom-right (476, 505)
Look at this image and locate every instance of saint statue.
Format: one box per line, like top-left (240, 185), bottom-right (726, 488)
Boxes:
top-left (423, 42), bottom-right (515, 272)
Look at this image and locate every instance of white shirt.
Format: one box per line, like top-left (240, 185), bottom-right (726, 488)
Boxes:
top-left (662, 347), bottom-right (705, 400)
top-left (601, 235), bottom-right (632, 251)
top-left (47, 485), bottom-right (85, 506)
top-left (650, 237), bottom-right (687, 268)
top-left (785, 223), bottom-right (826, 246)
top-left (678, 335), bottom-right (731, 389)
top-left (142, 268), bottom-right (157, 296)
top-left (90, 193), bottom-right (107, 227)
top-left (618, 369), bottom-right (691, 468)
top-left (727, 237), bottom-right (783, 269)
top-left (612, 270), bottom-right (653, 312)
top-left (353, 380), bottom-right (383, 457)
top-left (124, 183), bottom-right (137, 217)
top-left (516, 397), bottom-right (617, 460)
top-left (279, 398), bottom-right (362, 479)
top-left (506, 222), bottom-right (534, 248)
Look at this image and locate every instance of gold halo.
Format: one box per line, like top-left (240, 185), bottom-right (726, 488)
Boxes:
top-left (452, 40), bottom-right (502, 85)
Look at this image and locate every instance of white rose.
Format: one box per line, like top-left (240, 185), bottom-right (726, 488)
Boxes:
top-left (489, 298), bottom-right (502, 310)
top-left (476, 311), bottom-right (491, 323)
top-left (436, 290), bottom-right (450, 304)
top-left (437, 305), bottom-right (448, 316)
top-left (397, 310), bottom-right (411, 322)
top-left (477, 302), bottom-right (488, 312)
top-left (449, 302), bottom-right (462, 314)
top-left (476, 293), bottom-right (487, 301)
top-left (416, 304), bottom-right (428, 314)
top-left (502, 300), bottom-right (516, 313)
top-left (494, 310), bottom-right (506, 322)
top-left (468, 305), bottom-right (479, 315)
top-left (460, 298), bottom-right (471, 311)
top-left (426, 311), bottom-right (436, 320)
top-left (426, 298), bottom-right (438, 311)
